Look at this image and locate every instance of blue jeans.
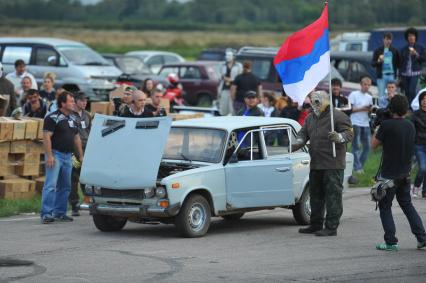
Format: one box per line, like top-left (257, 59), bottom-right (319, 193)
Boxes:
top-left (402, 75), bottom-right (420, 107)
top-left (379, 178), bottom-right (426, 245)
top-left (352, 125), bottom-right (370, 171)
top-left (414, 144), bottom-right (426, 194)
top-left (41, 150), bottom-right (72, 218)
top-left (377, 74), bottom-right (395, 108)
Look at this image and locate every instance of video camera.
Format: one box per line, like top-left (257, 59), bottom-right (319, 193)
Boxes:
top-left (112, 85), bottom-right (138, 116)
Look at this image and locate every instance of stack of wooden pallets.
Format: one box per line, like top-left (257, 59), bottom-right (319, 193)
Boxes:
top-left (0, 117), bottom-right (46, 200)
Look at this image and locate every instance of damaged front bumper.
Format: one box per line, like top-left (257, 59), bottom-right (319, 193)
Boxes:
top-left (79, 202), bottom-right (181, 218)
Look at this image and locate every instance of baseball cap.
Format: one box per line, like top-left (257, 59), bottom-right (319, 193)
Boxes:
top-left (245, 90), bottom-right (258, 98)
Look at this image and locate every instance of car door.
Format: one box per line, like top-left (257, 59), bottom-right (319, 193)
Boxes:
top-left (180, 66), bottom-right (201, 98)
top-left (31, 45), bottom-right (68, 87)
top-left (225, 128), bottom-right (294, 209)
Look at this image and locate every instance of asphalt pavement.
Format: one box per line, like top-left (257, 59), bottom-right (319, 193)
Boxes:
top-left (1, 188), bottom-right (426, 283)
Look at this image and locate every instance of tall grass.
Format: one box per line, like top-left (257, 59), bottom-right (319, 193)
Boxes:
top-left (0, 196), bottom-right (41, 218)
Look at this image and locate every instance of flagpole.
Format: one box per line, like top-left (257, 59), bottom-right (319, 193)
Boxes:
top-left (325, 0), bottom-right (336, 158)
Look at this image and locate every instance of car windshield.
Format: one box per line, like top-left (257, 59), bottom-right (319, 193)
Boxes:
top-left (115, 57), bottom-right (151, 75)
top-left (163, 127), bottom-right (226, 163)
top-left (58, 46), bottom-right (111, 66)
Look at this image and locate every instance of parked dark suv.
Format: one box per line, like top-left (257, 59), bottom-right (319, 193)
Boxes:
top-left (235, 46), bottom-right (357, 96)
top-left (331, 51), bottom-right (377, 85)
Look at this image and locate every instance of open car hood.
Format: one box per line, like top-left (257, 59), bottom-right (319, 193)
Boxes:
top-left (80, 115), bottom-right (172, 189)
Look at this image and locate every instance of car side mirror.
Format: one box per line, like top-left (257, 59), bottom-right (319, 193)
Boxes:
top-left (229, 152), bottom-right (238, 164)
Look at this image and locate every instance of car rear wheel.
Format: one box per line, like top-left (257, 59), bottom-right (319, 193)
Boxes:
top-left (221, 213), bottom-right (245, 221)
top-left (93, 215), bottom-right (127, 232)
top-left (175, 194), bottom-right (211, 237)
top-left (292, 186), bottom-right (311, 225)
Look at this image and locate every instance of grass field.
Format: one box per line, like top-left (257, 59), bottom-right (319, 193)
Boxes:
top-left (0, 26), bottom-right (291, 59)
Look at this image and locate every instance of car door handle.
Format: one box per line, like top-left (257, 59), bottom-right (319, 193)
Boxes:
top-left (275, 167), bottom-right (290, 172)
top-left (301, 160), bottom-right (310, 165)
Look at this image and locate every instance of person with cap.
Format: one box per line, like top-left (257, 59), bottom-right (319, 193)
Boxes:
top-left (231, 61), bottom-right (262, 115)
top-left (0, 62), bottom-right (17, 116)
top-left (23, 89), bottom-right (47, 118)
top-left (68, 92), bottom-right (91, 216)
top-left (218, 50), bottom-right (242, 116)
top-left (371, 94), bottom-right (426, 251)
top-left (292, 91), bottom-right (353, 236)
top-left (237, 91), bottom-right (264, 117)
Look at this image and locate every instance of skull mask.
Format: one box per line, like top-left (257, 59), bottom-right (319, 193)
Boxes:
top-left (311, 91), bottom-right (330, 116)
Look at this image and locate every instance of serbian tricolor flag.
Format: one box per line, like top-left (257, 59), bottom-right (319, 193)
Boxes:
top-left (274, 4), bottom-right (330, 106)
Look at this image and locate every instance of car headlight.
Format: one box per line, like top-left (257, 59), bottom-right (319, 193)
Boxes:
top-left (85, 185), bottom-right (94, 195)
top-left (155, 187), bottom-right (167, 198)
top-left (144, 187), bottom-right (155, 198)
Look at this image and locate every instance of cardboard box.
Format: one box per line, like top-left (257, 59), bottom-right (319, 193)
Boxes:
top-left (10, 140), bottom-right (27, 154)
top-left (29, 118), bottom-right (44, 140)
top-left (169, 113), bottom-right (204, 121)
top-left (26, 141), bottom-right (45, 154)
top-left (35, 176), bottom-right (45, 193)
top-left (0, 141), bottom-right (10, 153)
top-left (0, 117), bottom-right (14, 141)
top-left (14, 153), bottom-right (41, 176)
top-left (22, 118), bottom-right (39, 140)
top-left (0, 178), bottom-right (36, 200)
top-left (11, 119), bottom-right (26, 140)
top-left (91, 102), bottom-right (113, 115)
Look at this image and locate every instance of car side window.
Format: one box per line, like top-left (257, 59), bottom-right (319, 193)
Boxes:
top-left (251, 59), bottom-right (271, 81)
top-left (349, 61), bottom-right (367, 83)
top-left (235, 130), bottom-right (262, 161)
top-left (158, 67), bottom-right (179, 78)
top-left (164, 55), bottom-right (180, 64)
top-left (35, 47), bottom-right (58, 66)
top-left (262, 126), bottom-right (304, 157)
top-left (2, 46), bottom-right (32, 64)
top-left (181, 67), bottom-right (201, 79)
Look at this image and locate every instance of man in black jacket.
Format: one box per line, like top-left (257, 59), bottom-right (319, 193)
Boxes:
top-left (372, 32), bottom-right (400, 108)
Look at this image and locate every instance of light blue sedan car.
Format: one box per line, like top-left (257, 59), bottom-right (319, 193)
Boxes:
top-left (80, 116), bottom-right (353, 237)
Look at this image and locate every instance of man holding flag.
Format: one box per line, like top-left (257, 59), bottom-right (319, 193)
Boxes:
top-left (275, 3), bottom-right (353, 236)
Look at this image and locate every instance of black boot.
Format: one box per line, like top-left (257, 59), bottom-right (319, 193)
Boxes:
top-left (298, 225), bottom-right (322, 234)
top-left (71, 204), bottom-right (80, 217)
top-left (315, 228), bottom-right (337, 236)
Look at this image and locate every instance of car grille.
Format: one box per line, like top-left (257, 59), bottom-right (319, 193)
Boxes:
top-left (100, 188), bottom-right (144, 199)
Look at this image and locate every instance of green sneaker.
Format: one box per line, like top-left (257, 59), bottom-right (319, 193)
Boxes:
top-left (376, 243), bottom-right (399, 251)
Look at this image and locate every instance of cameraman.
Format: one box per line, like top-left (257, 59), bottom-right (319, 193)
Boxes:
top-left (372, 81), bottom-right (398, 129)
top-left (371, 95), bottom-right (426, 251)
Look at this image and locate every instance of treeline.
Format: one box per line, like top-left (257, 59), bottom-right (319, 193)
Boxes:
top-left (0, 0), bottom-right (425, 31)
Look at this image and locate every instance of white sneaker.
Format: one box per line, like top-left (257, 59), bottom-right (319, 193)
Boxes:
top-left (411, 186), bottom-right (420, 198)
top-left (354, 169), bottom-right (364, 174)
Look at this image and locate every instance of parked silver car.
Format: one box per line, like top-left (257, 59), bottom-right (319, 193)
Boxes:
top-left (0, 37), bottom-right (122, 101)
top-left (125, 50), bottom-right (185, 74)
top-left (80, 116), bottom-right (354, 237)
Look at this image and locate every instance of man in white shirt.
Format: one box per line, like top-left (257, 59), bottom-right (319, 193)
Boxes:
top-left (5, 59), bottom-right (38, 96)
top-left (349, 76), bottom-right (373, 174)
top-left (218, 50), bottom-right (242, 116)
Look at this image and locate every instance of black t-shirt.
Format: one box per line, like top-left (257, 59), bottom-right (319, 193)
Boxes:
top-left (145, 104), bottom-right (167, 117)
top-left (376, 118), bottom-right (415, 179)
top-left (232, 72), bottom-right (261, 102)
top-left (120, 106), bottom-right (154, 118)
top-left (43, 109), bottom-right (79, 153)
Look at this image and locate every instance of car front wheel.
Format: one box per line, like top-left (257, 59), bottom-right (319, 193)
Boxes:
top-left (292, 186), bottom-right (311, 225)
top-left (175, 194), bottom-right (211, 237)
top-left (93, 215), bottom-right (127, 232)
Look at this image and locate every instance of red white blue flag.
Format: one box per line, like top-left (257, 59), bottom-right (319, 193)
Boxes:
top-left (274, 4), bottom-right (330, 105)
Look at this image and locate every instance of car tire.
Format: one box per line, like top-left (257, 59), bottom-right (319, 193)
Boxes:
top-left (197, 93), bottom-right (212, 107)
top-left (175, 194), bottom-right (211, 238)
top-left (93, 215), bottom-right (127, 232)
top-left (221, 213), bottom-right (245, 221)
top-left (292, 186), bottom-right (310, 225)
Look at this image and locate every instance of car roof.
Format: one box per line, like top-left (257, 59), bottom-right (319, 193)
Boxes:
top-left (0, 37), bottom-right (85, 46)
top-left (126, 51), bottom-right (181, 57)
top-left (172, 116), bottom-right (301, 132)
top-left (163, 61), bottom-right (221, 67)
top-left (237, 46), bottom-right (279, 57)
top-left (331, 51), bottom-right (373, 60)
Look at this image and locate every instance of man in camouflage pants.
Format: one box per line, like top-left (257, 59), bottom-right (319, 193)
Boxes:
top-left (292, 91), bottom-right (353, 236)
